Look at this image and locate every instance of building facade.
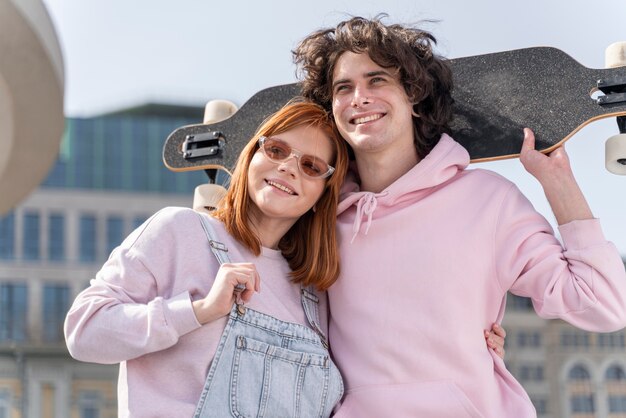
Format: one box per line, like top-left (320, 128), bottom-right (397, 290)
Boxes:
top-left (504, 293), bottom-right (626, 418)
top-left (0, 105), bottom-right (214, 418)
top-left (0, 104), bottom-right (625, 417)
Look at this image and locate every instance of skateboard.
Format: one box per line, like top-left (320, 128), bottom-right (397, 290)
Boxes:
top-left (163, 46), bottom-right (626, 175)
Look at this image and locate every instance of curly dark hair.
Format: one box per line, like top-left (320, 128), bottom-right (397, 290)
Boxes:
top-left (292, 15), bottom-right (454, 159)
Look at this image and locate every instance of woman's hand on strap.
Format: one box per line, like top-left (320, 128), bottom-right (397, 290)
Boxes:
top-left (192, 262), bottom-right (260, 324)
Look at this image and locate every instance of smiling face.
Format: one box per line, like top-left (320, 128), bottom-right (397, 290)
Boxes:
top-left (331, 52), bottom-right (416, 158)
top-left (247, 124), bottom-right (334, 229)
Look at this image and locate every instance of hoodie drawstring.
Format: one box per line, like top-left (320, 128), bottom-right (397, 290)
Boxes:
top-left (351, 192), bottom-right (380, 243)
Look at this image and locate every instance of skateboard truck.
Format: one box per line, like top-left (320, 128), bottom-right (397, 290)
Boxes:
top-left (182, 131), bottom-right (225, 160)
top-left (190, 100), bottom-right (238, 213)
top-left (595, 76), bottom-right (626, 106)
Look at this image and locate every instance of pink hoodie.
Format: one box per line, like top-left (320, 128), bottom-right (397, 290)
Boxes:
top-left (329, 134), bottom-right (626, 417)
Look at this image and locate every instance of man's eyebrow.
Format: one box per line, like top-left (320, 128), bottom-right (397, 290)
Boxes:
top-left (332, 78), bottom-right (350, 89)
top-left (332, 70), bottom-right (394, 89)
top-left (366, 70), bottom-right (392, 78)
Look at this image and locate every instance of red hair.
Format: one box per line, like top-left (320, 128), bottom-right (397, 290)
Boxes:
top-left (212, 99), bottom-right (348, 290)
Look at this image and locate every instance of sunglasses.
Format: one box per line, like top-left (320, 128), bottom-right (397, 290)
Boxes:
top-left (258, 136), bottom-right (335, 179)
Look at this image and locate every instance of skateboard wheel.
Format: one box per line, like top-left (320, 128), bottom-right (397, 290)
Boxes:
top-left (605, 133), bottom-right (626, 175)
top-left (605, 42), bottom-right (626, 68)
top-left (203, 100), bottom-right (238, 124)
top-left (193, 183), bottom-right (228, 213)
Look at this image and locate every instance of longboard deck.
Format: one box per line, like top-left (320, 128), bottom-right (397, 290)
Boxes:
top-left (164, 47), bottom-right (626, 172)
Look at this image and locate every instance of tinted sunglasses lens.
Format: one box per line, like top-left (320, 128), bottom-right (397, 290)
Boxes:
top-left (299, 156), bottom-right (329, 178)
top-left (262, 138), bottom-right (290, 162)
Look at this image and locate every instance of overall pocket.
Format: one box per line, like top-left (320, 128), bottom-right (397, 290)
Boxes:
top-left (230, 335), bottom-right (331, 418)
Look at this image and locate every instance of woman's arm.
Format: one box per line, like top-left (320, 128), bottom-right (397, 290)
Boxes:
top-left (64, 208), bottom-right (204, 364)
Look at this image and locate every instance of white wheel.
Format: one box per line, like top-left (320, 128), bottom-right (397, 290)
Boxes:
top-left (203, 99), bottom-right (238, 124)
top-left (605, 42), bottom-right (626, 68)
top-left (605, 133), bottom-right (626, 175)
top-left (193, 183), bottom-right (228, 213)
top-left (0, 0), bottom-right (64, 215)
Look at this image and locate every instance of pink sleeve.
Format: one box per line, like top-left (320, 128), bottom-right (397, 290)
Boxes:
top-left (495, 185), bottom-right (626, 332)
top-left (64, 208), bottom-right (202, 364)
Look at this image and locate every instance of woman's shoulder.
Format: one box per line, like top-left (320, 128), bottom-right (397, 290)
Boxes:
top-left (154, 206), bottom-right (200, 221)
top-left (148, 206), bottom-right (221, 228)
top-left (125, 207), bottom-right (209, 248)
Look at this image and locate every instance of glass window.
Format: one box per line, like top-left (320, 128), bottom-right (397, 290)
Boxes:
top-left (78, 390), bottom-right (102, 418)
top-left (130, 120), bottom-right (149, 191)
top-left (0, 388), bottom-right (10, 418)
top-left (44, 161), bottom-right (66, 187)
top-left (0, 212), bottom-right (15, 260)
top-left (48, 213), bottom-right (65, 261)
top-left (161, 166), bottom-right (179, 194)
top-left (606, 365), bottom-right (626, 381)
top-left (561, 331), bottom-right (591, 348)
top-left (517, 331), bottom-right (541, 348)
top-left (42, 284), bottom-right (70, 342)
top-left (508, 294), bottom-right (534, 311)
top-left (103, 118), bottom-right (123, 190)
top-left (598, 332), bottom-right (626, 348)
top-left (42, 122), bottom-right (71, 188)
top-left (571, 395), bottom-right (595, 413)
top-left (106, 216), bottom-right (124, 255)
top-left (79, 214), bottom-right (97, 263)
top-left (39, 115), bottom-right (210, 194)
top-left (609, 395), bottom-right (626, 413)
top-left (519, 365), bottom-right (544, 382)
top-left (569, 364), bottom-right (591, 381)
top-left (23, 211), bottom-right (40, 260)
top-left (0, 283), bottom-right (28, 342)
top-left (75, 120), bottom-right (95, 189)
top-left (43, 155), bottom-right (68, 188)
top-left (132, 215), bottom-right (148, 230)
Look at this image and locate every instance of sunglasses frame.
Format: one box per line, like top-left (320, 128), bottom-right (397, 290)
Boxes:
top-left (257, 136), bottom-right (335, 179)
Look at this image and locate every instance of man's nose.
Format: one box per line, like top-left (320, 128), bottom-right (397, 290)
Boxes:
top-left (351, 86), bottom-right (371, 107)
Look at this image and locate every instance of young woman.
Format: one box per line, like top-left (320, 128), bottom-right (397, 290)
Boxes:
top-left (65, 99), bottom-right (506, 417)
top-left (65, 100), bottom-right (348, 417)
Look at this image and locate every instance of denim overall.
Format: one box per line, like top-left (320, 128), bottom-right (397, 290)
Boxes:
top-left (194, 215), bottom-right (344, 418)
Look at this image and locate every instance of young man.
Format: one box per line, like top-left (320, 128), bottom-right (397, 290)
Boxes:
top-left (293, 16), bottom-right (626, 417)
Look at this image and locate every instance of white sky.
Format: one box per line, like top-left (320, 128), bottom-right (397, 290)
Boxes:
top-left (41, 0), bottom-right (626, 254)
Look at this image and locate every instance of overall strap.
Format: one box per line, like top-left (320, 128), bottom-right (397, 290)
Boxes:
top-left (197, 212), bottom-right (245, 314)
top-left (301, 285), bottom-right (329, 349)
top-left (197, 213), bottom-right (325, 334)
top-left (197, 213), bottom-right (231, 265)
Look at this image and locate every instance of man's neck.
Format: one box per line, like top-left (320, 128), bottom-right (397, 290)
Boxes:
top-left (355, 147), bottom-right (420, 193)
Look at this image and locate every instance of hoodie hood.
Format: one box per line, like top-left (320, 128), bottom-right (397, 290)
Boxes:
top-left (337, 134), bottom-right (469, 241)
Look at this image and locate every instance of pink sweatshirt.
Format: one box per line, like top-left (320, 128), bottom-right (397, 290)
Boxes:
top-left (329, 134), bottom-right (626, 417)
top-left (64, 209), bottom-right (327, 417)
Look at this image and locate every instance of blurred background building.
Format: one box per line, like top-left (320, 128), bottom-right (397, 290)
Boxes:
top-left (0, 104), bottom-right (215, 418)
top-left (504, 294), bottom-right (626, 418)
